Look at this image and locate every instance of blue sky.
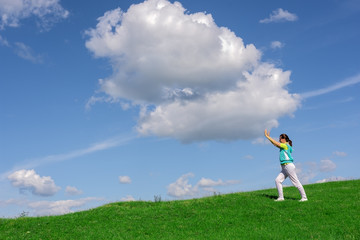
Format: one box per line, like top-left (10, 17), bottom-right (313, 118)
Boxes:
top-left (1, 0), bottom-right (359, 217)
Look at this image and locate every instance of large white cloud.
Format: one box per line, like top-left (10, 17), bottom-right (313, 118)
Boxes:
top-left (86, 1), bottom-right (260, 103)
top-left (0, 0), bottom-right (69, 30)
top-left (138, 64), bottom-right (299, 142)
top-left (85, 0), bottom-right (300, 142)
top-left (8, 169), bottom-right (60, 196)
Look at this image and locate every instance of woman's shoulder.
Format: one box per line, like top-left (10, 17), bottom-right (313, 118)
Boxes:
top-left (279, 143), bottom-right (288, 150)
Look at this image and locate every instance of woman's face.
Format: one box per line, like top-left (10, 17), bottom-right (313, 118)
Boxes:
top-left (279, 137), bottom-right (286, 143)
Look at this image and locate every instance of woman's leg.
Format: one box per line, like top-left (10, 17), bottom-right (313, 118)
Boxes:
top-left (285, 163), bottom-right (307, 199)
top-left (275, 169), bottom-right (286, 199)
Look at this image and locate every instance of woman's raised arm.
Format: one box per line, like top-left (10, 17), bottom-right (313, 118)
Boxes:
top-left (264, 129), bottom-right (282, 148)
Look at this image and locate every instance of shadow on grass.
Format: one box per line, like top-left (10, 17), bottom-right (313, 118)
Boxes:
top-left (259, 194), bottom-right (298, 201)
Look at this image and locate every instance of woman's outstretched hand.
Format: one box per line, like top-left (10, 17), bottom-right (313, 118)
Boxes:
top-left (264, 129), bottom-right (270, 138)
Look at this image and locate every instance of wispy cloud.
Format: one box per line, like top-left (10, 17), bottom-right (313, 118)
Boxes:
top-left (0, 0), bottom-right (69, 30)
top-left (316, 176), bottom-right (351, 183)
top-left (65, 186), bottom-right (83, 196)
top-left (120, 195), bottom-right (135, 202)
top-left (0, 34), bottom-right (9, 46)
top-left (300, 73), bottom-right (360, 99)
top-left (167, 173), bottom-right (240, 198)
top-left (260, 8), bottom-right (298, 23)
top-left (85, 95), bottom-right (131, 111)
top-left (301, 97), bottom-right (355, 110)
top-left (296, 159), bottom-right (337, 184)
top-left (295, 162), bottom-right (318, 184)
top-left (0, 198), bottom-right (28, 208)
top-left (0, 197), bottom-right (104, 217)
top-left (197, 178), bottom-right (240, 188)
top-left (243, 155), bottom-right (254, 160)
top-left (28, 197), bottom-right (103, 216)
top-left (333, 151), bottom-right (347, 157)
top-left (319, 159), bottom-right (337, 172)
top-left (14, 42), bottom-right (43, 63)
top-left (0, 40), bottom-right (43, 63)
top-left (1, 135), bottom-right (136, 180)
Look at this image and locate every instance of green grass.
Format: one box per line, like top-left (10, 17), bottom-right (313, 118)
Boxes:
top-left (1, 180), bottom-right (359, 239)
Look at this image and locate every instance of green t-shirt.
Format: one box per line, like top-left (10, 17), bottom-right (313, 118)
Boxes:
top-left (279, 143), bottom-right (293, 165)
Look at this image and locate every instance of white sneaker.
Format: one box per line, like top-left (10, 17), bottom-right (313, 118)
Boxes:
top-left (274, 198), bottom-right (284, 201)
top-left (299, 198), bottom-right (308, 202)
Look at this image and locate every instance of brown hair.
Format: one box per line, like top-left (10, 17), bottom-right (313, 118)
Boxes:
top-left (280, 133), bottom-right (292, 146)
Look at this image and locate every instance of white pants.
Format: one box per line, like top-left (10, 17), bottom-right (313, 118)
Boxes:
top-left (275, 163), bottom-right (307, 199)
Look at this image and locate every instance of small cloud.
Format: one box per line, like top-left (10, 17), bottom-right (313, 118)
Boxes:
top-left (65, 186), bottom-right (83, 196)
top-left (167, 173), bottom-right (198, 198)
top-left (119, 176), bottom-right (131, 184)
top-left (197, 178), bottom-right (224, 187)
top-left (319, 159), bottom-right (336, 172)
top-left (333, 151), bottom-right (347, 157)
top-left (260, 8), bottom-right (298, 23)
top-left (120, 195), bottom-right (135, 202)
top-left (270, 41), bottom-right (284, 49)
top-left (8, 169), bottom-right (60, 197)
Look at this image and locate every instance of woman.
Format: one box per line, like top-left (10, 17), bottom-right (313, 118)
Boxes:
top-left (264, 129), bottom-right (308, 202)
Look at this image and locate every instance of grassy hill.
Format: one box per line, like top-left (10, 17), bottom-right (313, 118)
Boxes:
top-left (1, 180), bottom-right (359, 239)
